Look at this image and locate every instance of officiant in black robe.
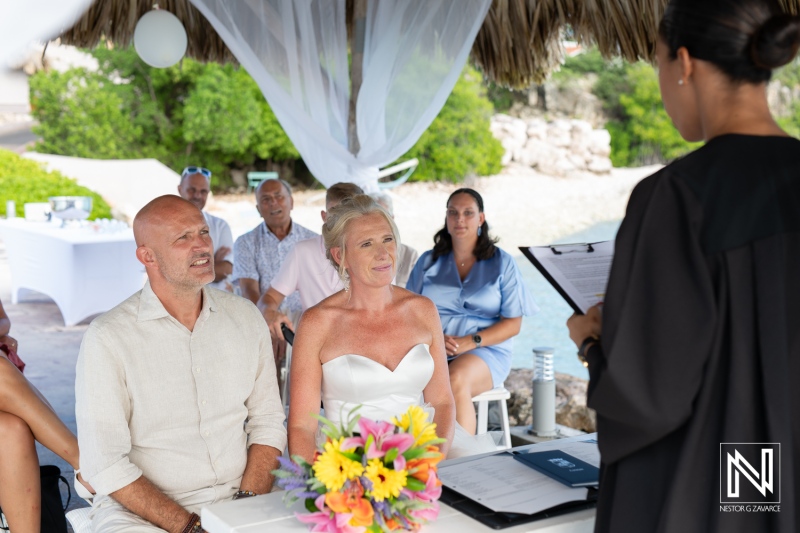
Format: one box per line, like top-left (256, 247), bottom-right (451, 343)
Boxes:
top-left (567, 2), bottom-right (800, 532)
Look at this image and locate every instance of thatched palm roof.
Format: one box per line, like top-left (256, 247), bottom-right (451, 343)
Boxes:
top-left (59, 0), bottom-right (800, 88)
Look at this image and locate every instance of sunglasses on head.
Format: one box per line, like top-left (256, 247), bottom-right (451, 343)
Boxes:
top-left (181, 166), bottom-right (212, 179)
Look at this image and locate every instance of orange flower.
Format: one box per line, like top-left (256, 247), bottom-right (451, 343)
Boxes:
top-left (406, 447), bottom-right (443, 483)
top-left (385, 518), bottom-right (401, 530)
top-left (348, 497), bottom-right (374, 527)
top-left (325, 481), bottom-right (374, 527)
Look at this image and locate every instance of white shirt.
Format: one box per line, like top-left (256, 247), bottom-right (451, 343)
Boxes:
top-left (204, 211), bottom-right (234, 291)
top-left (75, 282), bottom-right (287, 498)
top-left (232, 221), bottom-right (317, 316)
top-left (204, 211), bottom-right (234, 263)
top-left (270, 235), bottom-right (343, 311)
top-left (395, 243), bottom-right (420, 289)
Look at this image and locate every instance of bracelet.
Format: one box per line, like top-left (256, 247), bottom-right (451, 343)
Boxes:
top-left (233, 490), bottom-right (257, 500)
top-left (577, 336), bottom-right (600, 368)
top-left (181, 513), bottom-right (202, 533)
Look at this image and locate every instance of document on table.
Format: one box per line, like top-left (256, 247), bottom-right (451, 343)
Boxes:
top-left (520, 241), bottom-right (614, 314)
top-left (438, 456), bottom-right (588, 515)
top-left (438, 434), bottom-right (600, 515)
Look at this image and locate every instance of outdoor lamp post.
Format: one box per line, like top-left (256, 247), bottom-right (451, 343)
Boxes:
top-left (530, 346), bottom-right (558, 437)
top-left (133, 7), bottom-right (187, 68)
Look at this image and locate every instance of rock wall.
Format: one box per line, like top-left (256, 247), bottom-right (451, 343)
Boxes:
top-left (504, 369), bottom-right (597, 433)
top-left (491, 114), bottom-right (612, 177)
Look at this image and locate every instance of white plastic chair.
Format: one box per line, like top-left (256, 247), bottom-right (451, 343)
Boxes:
top-left (472, 387), bottom-right (512, 450)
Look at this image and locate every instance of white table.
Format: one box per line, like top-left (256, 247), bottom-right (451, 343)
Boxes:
top-left (0, 219), bottom-right (145, 325)
top-left (202, 493), bottom-right (594, 533)
top-left (202, 434), bottom-right (597, 533)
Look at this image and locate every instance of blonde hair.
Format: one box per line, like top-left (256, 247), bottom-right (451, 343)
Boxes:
top-left (322, 194), bottom-right (401, 283)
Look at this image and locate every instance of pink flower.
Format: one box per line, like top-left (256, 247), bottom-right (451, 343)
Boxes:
top-left (410, 502), bottom-right (440, 523)
top-left (295, 495), bottom-right (367, 533)
top-left (358, 418), bottom-right (415, 460)
top-left (414, 470), bottom-right (442, 502)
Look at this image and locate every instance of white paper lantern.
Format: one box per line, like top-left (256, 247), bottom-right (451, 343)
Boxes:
top-left (133, 10), bottom-right (188, 68)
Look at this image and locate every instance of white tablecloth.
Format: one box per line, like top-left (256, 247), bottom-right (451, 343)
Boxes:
top-left (0, 219), bottom-right (145, 325)
top-left (202, 434), bottom-right (597, 533)
top-left (202, 492), bottom-right (594, 533)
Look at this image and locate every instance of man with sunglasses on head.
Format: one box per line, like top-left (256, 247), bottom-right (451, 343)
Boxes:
top-left (178, 166), bottom-right (235, 291)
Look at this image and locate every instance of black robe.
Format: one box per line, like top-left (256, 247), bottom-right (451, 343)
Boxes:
top-left (586, 134), bottom-right (800, 532)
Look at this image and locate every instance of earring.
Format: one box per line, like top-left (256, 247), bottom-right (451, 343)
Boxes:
top-left (678, 79), bottom-right (684, 86)
top-left (477, 226), bottom-right (482, 237)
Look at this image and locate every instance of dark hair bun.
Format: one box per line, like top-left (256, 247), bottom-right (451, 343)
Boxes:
top-left (751, 14), bottom-right (800, 70)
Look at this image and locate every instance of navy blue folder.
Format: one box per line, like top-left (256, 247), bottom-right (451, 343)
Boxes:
top-left (513, 450), bottom-right (599, 488)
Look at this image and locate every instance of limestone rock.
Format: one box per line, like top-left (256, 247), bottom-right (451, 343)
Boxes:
top-left (504, 369), bottom-right (597, 433)
top-left (492, 114), bottom-right (613, 177)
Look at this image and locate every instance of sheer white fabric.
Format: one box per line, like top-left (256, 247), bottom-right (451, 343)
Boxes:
top-left (0, 0), bottom-right (93, 66)
top-left (189, 0), bottom-right (491, 190)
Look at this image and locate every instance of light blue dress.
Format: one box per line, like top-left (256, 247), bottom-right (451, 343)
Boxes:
top-left (406, 248), bottom-right (538, 387)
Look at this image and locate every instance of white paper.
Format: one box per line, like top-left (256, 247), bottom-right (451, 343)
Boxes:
top-left (438, 454), bottom-right (589, 514)
top-left (526, 241), bottom-right (614, 313)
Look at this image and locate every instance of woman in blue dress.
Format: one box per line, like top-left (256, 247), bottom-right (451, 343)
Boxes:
top-left (407, 188), bottom-right (537, 433)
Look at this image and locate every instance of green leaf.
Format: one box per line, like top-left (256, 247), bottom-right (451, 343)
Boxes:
top-left (402, 448), bottom-right (427, 460)
top-left (305, 498), bottom-right (321, 513)
top-left (384, 448), bottom-right (399, 464)
top-left (404, 477), bottom-right (426, 491)
top-left (339, 450), bottom-right (361, 462)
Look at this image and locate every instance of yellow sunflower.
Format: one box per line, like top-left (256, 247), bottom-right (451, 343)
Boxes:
top-left (313, 437), bottom-right (364, 491)
top-left (364, 458), bottom-right (407, 501)
top-left (392, 405), bottom-right (438, 446)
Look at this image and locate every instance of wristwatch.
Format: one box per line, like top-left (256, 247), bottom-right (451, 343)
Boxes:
top-left (472, 333), bottom-right (482, 348)
top-left (577, 336), bottom-right (599, 368)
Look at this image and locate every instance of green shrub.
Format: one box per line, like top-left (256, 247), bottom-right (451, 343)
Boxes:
top-left (30, 47), bottom-right (298, 191)
top-left (401, 67), bottom-right (504, 182)
top-left (0, 149), bottom-right (112, 219)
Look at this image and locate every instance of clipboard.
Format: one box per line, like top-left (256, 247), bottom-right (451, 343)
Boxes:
top-left (440, 484), bottom-right (597, 530)
top-left (519, 241), bottom-right (614, 315)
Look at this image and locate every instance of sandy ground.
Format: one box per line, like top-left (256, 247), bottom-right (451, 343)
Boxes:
top-left (205, 163), bottom-right (663, 253)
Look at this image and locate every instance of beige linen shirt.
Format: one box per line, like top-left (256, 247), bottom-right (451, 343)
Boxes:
top-left (76, 281), bottom-right (287, 498)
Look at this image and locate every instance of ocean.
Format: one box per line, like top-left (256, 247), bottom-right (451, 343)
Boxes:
top-left (511, 219), bottom-right (622, 379)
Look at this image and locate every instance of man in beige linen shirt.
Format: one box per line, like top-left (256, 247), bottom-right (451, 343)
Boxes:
top-left (76, 196), bottom-right (287, 532)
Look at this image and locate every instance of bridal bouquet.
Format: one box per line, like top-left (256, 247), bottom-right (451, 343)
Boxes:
top-left (274, 405), bottom-right (445, 532)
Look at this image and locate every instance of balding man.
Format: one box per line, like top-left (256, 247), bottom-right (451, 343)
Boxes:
top-left (232, 178), bottom-right (316, 314)
top-left (258, 182), bottom-right (363, 341)
top-left (177, 166), bottom-right (234, 291)
top-left (76, 196), bottom-right (286, 533)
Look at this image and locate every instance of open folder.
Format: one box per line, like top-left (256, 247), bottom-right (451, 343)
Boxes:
top-left (520, 241), bottom-right (614, 314)
top-left (438, 435), bottom-right (599, 529)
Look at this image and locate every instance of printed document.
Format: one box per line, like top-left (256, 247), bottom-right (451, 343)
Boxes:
top-left (521, 241), bottom-right (614, 314)
top-left (438, 435), bottom-right (600, 515)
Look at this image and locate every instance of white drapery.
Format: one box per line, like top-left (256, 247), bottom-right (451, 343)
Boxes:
top-left (189, 0), bottom-right (491, 190)
top-left (0, 0), bottom-right (93, 66)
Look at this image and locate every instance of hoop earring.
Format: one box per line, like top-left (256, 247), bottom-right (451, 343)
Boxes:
top-left (477, 226), bottom-right (482, 237)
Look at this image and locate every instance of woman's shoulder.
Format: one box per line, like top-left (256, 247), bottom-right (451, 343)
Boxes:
top-left (298, 292), bottom-right (348, 329)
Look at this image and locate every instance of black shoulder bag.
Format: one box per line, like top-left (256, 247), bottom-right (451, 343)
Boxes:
top-left (0, 465), bottom-right (71, 533)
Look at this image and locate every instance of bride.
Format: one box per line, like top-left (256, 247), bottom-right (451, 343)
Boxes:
top-left (288, 194), bottom-right (456, 461)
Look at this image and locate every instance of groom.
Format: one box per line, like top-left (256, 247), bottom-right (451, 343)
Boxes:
top-left (76, 195), bottom-right (286, 532)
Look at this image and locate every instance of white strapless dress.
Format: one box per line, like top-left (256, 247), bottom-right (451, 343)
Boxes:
top-left (322, 343), bottom-right (433, 425)
top-left (321, 343), bottom-right (495, 458)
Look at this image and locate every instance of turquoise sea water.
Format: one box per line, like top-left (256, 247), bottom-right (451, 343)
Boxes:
top-left (511, 220), bottom-right (622, 379)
